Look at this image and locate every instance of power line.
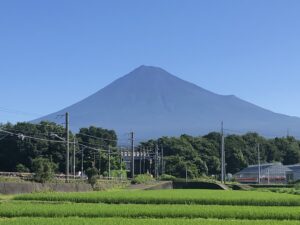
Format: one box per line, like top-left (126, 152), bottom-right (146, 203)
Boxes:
top-left (0, 128), bottom-right (129, 155)
top-left (77, 140), bottom-right (113, 149)
top-left (0, 128), bottom-right (67, 143)
top-left (77, 143), bottom-right (109, 153)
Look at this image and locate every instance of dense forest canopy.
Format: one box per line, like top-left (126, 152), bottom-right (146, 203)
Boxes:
top-left (0, 122), bottom-right (119, 174)
top-left (0, 121), bottom-right (300, 179)
top-left (138, 133), bottom-right (300, 178)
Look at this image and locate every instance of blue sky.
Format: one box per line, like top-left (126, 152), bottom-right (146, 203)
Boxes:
top-left (1, 0), bottom-right (300, 123)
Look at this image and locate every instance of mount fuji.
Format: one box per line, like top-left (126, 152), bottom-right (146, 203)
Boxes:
top-left (34, 65), bottom-right (300, 140)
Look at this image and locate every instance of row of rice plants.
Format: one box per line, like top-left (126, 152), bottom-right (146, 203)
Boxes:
top-left (1, 218), bottom-right (300, 225)
top-left (14, 190), bottom-right (300, 206)
top-left (2, 202), bottom-right (300, 220)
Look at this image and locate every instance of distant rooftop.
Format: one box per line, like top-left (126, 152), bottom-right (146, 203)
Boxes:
top-left (248, 162), bottom-right (282, 168)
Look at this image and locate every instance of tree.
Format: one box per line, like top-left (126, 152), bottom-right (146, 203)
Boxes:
top-left (0, 121), bottom-right (66, 173)
top-left (32, 157), bottom-right (57, 183)
top-left (283, 141), bottom-right (300, 164)
top-left (0, 122), bottom-right (121, 177)
top-left (76, 126), bottom-right (118, 173)
top-left (206, 156), bottom-right (221, 175)
top-left (85, 167), bottom-right (99, 187)
top-left (225, 135), bottom-right (247, 173)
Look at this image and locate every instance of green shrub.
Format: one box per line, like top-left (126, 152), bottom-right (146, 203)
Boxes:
top-left (159, 174), bottom-right (176, 181)
top-left (294, 182), bottom-right (300, 190)
top-left (32, 158), bottom-right (57, 183)
top-left (85, 167), bottom-right (99, 188)
top-left (102, 171), bottom-right (108, 177)
top-left (132, 174), bottom-right (154, 184)
top-left (16, 164), bottom-right (30, 173)
top-left (111, 170), bottom-right (127, 179)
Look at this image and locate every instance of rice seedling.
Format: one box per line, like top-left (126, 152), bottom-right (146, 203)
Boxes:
top-left (1, 218), bottom-right (300, 225)
top-left (14, 189), bottom-right (300, 206)
top-left (1, 202), bottom-right (300, 220)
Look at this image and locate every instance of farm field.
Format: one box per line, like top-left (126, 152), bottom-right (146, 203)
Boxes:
top-left (14, 189), bottom-right (300, 206)
top-left (2, 218), bottom-right (300, 225)
top-left (1, 189), bottom-right (300, 224)
top-left (3, 202), bottom-right (300, 220)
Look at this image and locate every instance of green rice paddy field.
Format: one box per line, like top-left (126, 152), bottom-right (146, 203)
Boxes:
top-left (1, 190), bottom-right (300, 224)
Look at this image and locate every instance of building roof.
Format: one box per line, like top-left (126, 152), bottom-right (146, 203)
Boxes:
top-left (286, 164), bottom-right (300, 172)
top-left (235, 162), bottom-right (292, 176)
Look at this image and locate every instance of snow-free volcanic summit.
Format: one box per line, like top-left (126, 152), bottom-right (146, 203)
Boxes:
top-left (34, 66), bottom-right (300, 139)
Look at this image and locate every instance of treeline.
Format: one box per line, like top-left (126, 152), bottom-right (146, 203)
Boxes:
top-left (139, 133), bottom-right (300, 179)
top-left (1, 121), bottom-right (300, 179)
top-left (0, 121), bottom-right (121, 174)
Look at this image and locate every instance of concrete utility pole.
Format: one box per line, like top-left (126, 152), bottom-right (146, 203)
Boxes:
top-left (120, 148), bottom-right (123, 180)
top-left (81, 146), bottom-right (84, 179)
top-left (155, 144), bottom-right (159, 178)
top-left (221, 121), bottom-right (225, 183)
top-left (99, 150), bottom-right (101, 175)
top-left (139, 148), bottom-right (142, 175)
top-left (130, 132), bottom-right (135, 178)
top-left (73, 137), bottom-right (76, 179)
top-left (257, 143), bottom-right (261, 184)
top-left (161, 145), bottom-right (164, 175)
top-left (143, 148), bottom-right (146, 174)
top-left (108, 146), bottom-right (111, 179)
top-left (65, 112), bottom-right (70, 183)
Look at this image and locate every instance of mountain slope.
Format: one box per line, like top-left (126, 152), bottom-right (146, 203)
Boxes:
top-left (34, 65), bottom-right (300, 139)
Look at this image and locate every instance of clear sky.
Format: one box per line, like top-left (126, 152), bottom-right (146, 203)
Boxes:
top-left (1, 0), bottom-right (300, 123)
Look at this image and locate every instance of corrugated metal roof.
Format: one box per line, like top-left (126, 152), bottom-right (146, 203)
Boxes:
top-left (235, 163), bottom-right (292, 175)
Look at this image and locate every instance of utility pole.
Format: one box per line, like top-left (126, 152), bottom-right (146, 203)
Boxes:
top-left (155, 144), bottom-right (159, 179)
top-left (99, 150), bottom-right (101, 175)
top-left (221, 121), bottom-right (225, 183)
top-left (258, 143), bottom-right (261, 184)
top-left (65, 112), bottom-right (70, 183)
top-left (108, 146), bottom-right (111, 179)
top-left (81, 146), bottom-right (84, 179)
top-left (73, 137), bottom-right (76, 179)
top-left (130, 132), bottom-right (135, 178)
top-left (120, 148), bottom-right (123, 180)
top-left (139, 148), bottom-right (142, 175)
top-left (143, 148), bottom-right (146, 174)
top-left (73, 135), bottom-right (76, 180)
top-left (161, 145), bottom-right (164, 175)
top-left (149, 148), bottom-right (153, 175)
